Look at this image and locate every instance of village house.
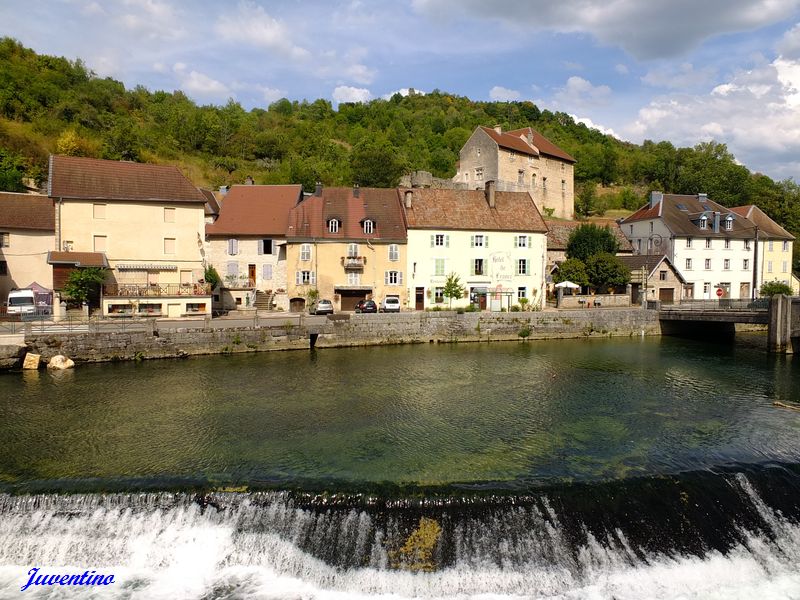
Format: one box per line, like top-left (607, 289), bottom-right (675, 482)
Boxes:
top-left (402, 182), bottom-right (548, 311)
top-left (48, 155), bottom-right (211, 317)
top-left (285, 185), bottom-right (407, 312)
top-left (205, 184), bottom-right (303, 312)
top-left (729, 204), bottom-right (798, 294)
top-left (454, 126), bottom-right (575, 219)
top-left (618, 254), bottom-right (686, 305)
top-left (622, 192), bottom-right (758, 300)
top-left (0, 192), bottom-right (55, 304)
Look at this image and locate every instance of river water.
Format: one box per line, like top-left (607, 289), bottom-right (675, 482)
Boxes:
top-left (0, 336), bottom-right (798, 598)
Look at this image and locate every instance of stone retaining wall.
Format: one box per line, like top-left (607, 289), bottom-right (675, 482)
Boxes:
top-left (17, 309), bottom-right (660, 367)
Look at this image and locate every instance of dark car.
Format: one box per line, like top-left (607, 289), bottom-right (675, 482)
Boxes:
top-left (354, 299), bottom-right (378, 313)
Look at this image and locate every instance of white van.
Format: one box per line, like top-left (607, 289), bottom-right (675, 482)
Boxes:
top-left (6, 289), bottom-right (36, 315)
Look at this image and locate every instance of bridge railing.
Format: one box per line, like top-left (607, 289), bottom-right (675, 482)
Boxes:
top-left (663, 298), bottom-right (770, 312)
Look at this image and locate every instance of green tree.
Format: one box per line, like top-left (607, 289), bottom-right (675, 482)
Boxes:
top-left (574, 183), bottom-right (597, 217)
top-left (442, 272), bottom-right (465, 308)
top-left (585, 253), bottom-right (630, 290)
top-left (759, 281), bottom-right (792, 297)
top-left (204, 264), bottom-right (221, 289)
top-left (566, 224), bottom-right (619, 262)
top-left (350, 139), bottom-right (406, 187)
top-left (62, 267), bottom-right (107, 306)
top-left (0, 147), bottom-right (26, 191)
top-left (552, 258), bottom-right (589, 287)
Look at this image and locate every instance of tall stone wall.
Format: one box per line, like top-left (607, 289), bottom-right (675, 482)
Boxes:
top-left (22, 309), bottom-right (661, 365)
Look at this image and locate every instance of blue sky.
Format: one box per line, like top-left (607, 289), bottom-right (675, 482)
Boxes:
top-left (3, 0), bottom-right (800, 180)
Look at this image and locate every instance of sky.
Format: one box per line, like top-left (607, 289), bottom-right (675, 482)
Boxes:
top-left (3, 0), bottom-right (800, 180)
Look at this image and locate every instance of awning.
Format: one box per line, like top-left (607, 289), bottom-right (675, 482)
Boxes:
top-left (116, 264), bottom-right (178, 271)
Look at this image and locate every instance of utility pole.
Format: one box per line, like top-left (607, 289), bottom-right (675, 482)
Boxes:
top-left (752, 226), bottom-right (759, 300)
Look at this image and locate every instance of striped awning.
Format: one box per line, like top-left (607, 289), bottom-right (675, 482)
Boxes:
top-left (116, 263), bottom-right (178, 271)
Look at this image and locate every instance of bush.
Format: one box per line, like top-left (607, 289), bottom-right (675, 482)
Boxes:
top-left (760, 281), bottom-right (793, 297)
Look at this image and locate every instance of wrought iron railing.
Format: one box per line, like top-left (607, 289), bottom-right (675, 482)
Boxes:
top-left (103, 283), bottom-right (211, 297)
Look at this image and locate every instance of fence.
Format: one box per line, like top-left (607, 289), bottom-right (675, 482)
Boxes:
top-left (664, 298), bottom-right (770, 312)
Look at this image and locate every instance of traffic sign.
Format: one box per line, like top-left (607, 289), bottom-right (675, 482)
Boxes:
top-left (716, 288), bottom-right (724, 298)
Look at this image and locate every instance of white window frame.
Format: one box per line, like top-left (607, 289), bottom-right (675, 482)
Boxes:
top-left (724, 239), bottom-right (731, 249)
top-left (347, 243), bottom-right (359, 258)
top-left (300, 244), bottom-right (311, 261)
top-left (723, 258), bottom-right (730, 271)
top-left (724, 216), bottom-right (733, 230)
top-left (685, 258), bottom-right (692, 270)
top-left (686, 237), bottom-right (693, 248)
top-left (363, 220), bottom-right (374, 235)
top-left (385, 270), bottom-right (403, 285)
top-left (705, 258), bottom-right (711, 270)
top-left (434, 258), bottom-right (445, 277)
top-left (517, 258), bottom-right (529, 276)
top-left (388, 244), bottom-right (399, 261)
top-left (705, 238), bottom-right (712, 249)
top-left (743, 259), bottom-right (750, 270)
top-left (328, 219), bottom-right (339, 233)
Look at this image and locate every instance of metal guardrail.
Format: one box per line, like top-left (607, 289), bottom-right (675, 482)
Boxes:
top-left (661, 298), bottom-right (770, 312)
top-left (103, 283), bottom-right (211, 297)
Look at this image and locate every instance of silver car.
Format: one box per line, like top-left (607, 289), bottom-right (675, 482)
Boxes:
top-left (311, 299), bottom-right (334, 315)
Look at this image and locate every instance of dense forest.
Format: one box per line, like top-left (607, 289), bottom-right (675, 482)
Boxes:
top-left (1, 37), bottom-right (798, 268)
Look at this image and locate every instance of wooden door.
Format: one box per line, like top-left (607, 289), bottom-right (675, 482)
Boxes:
top-left (415, 287), bottom-right (425, 311)
top-left (658, 288), bottom-right (674, 304)
top-left (248, 264), bottom-right (256, 287)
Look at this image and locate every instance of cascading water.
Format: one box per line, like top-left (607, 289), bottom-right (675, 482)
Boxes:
top-left (1, 468), bottom-right (798, 599)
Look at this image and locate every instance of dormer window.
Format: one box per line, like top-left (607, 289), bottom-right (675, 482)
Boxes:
top-left (724, 215), bottom-right (733, 231)
top-left (699, 216), bottom-right (708, 230)
top-left (328, 218), bottom-right (340, 233)
top-left (362, 219), bottom-right (374, 234)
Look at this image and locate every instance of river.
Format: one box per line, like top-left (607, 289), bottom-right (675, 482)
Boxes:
top-left (0, 336), bottom-right (798, 598)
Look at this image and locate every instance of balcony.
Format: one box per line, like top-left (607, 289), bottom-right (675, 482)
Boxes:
top-left (342, 256), bottom-right (366, 271)
top-left (104, 283), bottom-right (212, 297)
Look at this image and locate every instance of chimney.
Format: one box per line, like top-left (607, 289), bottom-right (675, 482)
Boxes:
top-left (245, 175), bottom-right (254, 185)
top-left (353, 183), bottom-right (360, 198)
top-left (219, 185), bottom-right (228, 196)
top-left (713, 211), bottom-right (720, 233)
top-left (526, 129), bottom-right (533, 145)
top-left (698, 192), bottom-right (707, 201)
top-left (493, 124), bottom-right (502, 134)
top-left (404, 190), bottom-right (413, 209)
top-left (485, 180), bottom-right (496, 208)
top-left (314, 181), bottom-right (322, 197)
top-left (649, 191), bottom-right (663, 209)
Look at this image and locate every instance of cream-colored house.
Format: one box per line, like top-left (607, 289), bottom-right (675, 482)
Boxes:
top-left (205, 184), bottom-right (303, 312)
top-left (454, 126), bottom-right (575, 219)
top-left (0, 192), bottom-right (55, 304)
top-left (730, 204), bottom-right (797, 294)
top-left (48, 155), bottom-right (211, 318)
top-left (285, 186), bottom-right (407, 312)
top-left (402, 182), bottom-right (549, 311)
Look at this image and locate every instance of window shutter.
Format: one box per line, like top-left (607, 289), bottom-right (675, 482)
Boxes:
top-left (470, 235), bottom-right (474, 248)
top-left (398, 272), bottom-right (403, 285)
top-left (273, 242), bottom-right (278, 255)
top-left (227, 262), bottom-right (238, 276)
top-left (485, 235), bottom-right (489, 248)
top-left (257, 241), bottom-right (263, 255)
top-left (514, 236), bottom-right (518, 248)
top-left (430, 235), bottom-right (434, 247)
top-left (384, 271), bottom-right (389, 285)
top-left (295, 271), bottom-right (301, 284)
top-left (445, 235), bottom-right (450, 248)
top-left (470, 261), bottom-right (475, 276)
top-left (527, 236), bottom-right (531, 247)
top-left (310, 271), bottom-right (316, 285)
top-left (263, 264), bottom-right (272, 280)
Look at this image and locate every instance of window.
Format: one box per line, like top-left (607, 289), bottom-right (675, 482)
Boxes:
top-left (388, 244), bottom-right (399, 261)
top-left (0, 260), bottom-right (6, 276)
top-left (180, 270), bottom-right (192, 285)
top-left (432, 234), bottom-right (449, 247)
top-left (517, 287), bottom-right (527, 299)
top-left (227, 262), bottom-right (238, 277)
top-left (509, 151), bottom-right (516, 161)
top-left (363, 220), bottom-right (374, 234)
top-left (703, 282), bottom-right (710, 294)
top-left (472, 258), bottom-right (485, 276)
top-left (263, 264), bottom-right (273, 280)
top-left (347, 272), bottom-right (361, 285)
top-left (686, 237), bottom-right (693, 248)
top-left (723, 259), bottom-right (730, 270)
top-left (517, 258), bottom-right (529, 275)
top-left (347, 243), bottom-right (359, 258)
top-left (186, 303), bottom-right (205, 314)
top-left (93, 203), bottom-right (106, 219)
top-left (542, 177), bottom-right (547, 189)
top-left (260, 239), bottom-right (274, 255)
top-left (647, 238), bottom-right (653, 250)
top-left (561, 180), bottom-right (566, 192)
top-left (782, 261), bottom-right (788, 273)
top-left (296, 270), bottom-right (316, 285)
top-left (227, 238), bottom-right (239, 255)
top-left (649, 222), bottom-right (654, 233)
top-left (515, 235), bottom-right (530, 248)
top-left (659, 270), bottom-right (667, 281)
top-left (328, 219), bottom-right (340, 233)
top-left (532, 174), bottom-right (537, 189)
top-left (300, 244), bottom-right (311, 261)
top-left (743, 259), bottom-right (750, 270)
top-left (769, 240), bottom-right (774, 251)
top-left (768, 260), bottom-right (773, 273)
top-left (705, 238), bottom-right (712, 249)
top-left (705, 259), bottom-right (711, 270)
top-left (476, 147), bottom-right (481, 157)
top-left (724, 216), bottom-right (733, 230)
top-left (385, 271), bottom-right (403, 285)
top-left (783, 240), bottom-right (789, 252)
top-left (434, 258), bottom-right (445, 276)
top-left (0, 232), bottom-right (8, 247)
top-left (472, 235), bottom-right (486, 248)
top-left (163, 207), bottom-right (175, 223)
top-left (724, 239), bottom-right (731, 249)
top-left (637, 239), bottom-right (642, 252)
top-left (744, 239), bottom-right (750, 250)
top-left (94, 235), bottom-right (107, 252)
top-left (164, 238), bottom-right (175, 255)
top-left (475, 167), bottom-right (483, 181)
top-left (518, 170), bottom-right (525, 184)
top-left (434, 287), bottom-right (444, 303)
top-left (685, 258), bottom-right (692, 270)
top-left (699, 216), bottom-right (707, 230)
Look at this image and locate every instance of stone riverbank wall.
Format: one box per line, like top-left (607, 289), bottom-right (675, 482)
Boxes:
top-left (16, 309), bottom-right (661, 366)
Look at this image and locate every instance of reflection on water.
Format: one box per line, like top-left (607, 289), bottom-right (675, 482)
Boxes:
top-left (0, 336), bottom-right (798, 493)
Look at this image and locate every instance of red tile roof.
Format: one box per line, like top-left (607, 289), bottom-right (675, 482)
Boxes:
top-left (544, 219), bottom-right (633, 252)
top-left (48, 155), bottom-right (206, 203)
top-left (47, 251), bottom-right (109, 267)
top-left (200, 189), bottom-right (220, 216)
top-left (480, 126), bottom-right (576, 163)
top-left (206, 185), bottom-right (302, 236)
top-left (402, 188), bottom-right (548, 233)
top-left (0, 192), bottom-right (54, 230)
top-left (287, 187), bottom-right (406, 241)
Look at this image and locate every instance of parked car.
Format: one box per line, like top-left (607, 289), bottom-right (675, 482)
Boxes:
top-left (354, 299), bottom-right (378, 313)
top-left (380, 296), bottom-right (401, 313)
top-left (310, 299), bottom-right (334, 315)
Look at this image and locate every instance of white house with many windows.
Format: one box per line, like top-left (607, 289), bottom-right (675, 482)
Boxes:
top-left (622, 192), bottom-right (759, 301)
top-left (402, 183), bottom-right (548, 310)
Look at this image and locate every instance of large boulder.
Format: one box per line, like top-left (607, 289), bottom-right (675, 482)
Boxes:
top-left (0, 344), bottom-right (27, 370)
top-left (47, 355), bottom-right (75, 370)
top-left (22, 352), bottom-right (40, 370)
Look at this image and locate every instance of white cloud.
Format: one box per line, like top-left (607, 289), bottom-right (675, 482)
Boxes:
top-left (381, 87), bottom-right (426, 100)
top-left (215, 1), bottom-right (310, 61)
top-left (412, 0), bottom-right (800, 59)
top-left (118, 0), bottom-right (185, 41)
top-left (332, 85), bottom-right (371, 104)
top-left (642, 63), bottom-right (717, 89)
top-left (173, 63), bottom-right (229, 98)
top-left (344, 63), bottom-right (376, 85)
top-left (572, 115), bottom-right (620, 139)
top-left (552, 76), bottom-right (611, 108)
top-left (489, 85), bottom-right (521, 101)
top-left (615, 63), bottom-right (630, 75)
top-left (777, 23), bottom-right (800, 60)
top-left (80, 1), bottom-right (105, 16)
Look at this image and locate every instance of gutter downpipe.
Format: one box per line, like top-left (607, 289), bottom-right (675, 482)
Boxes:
top-left (752, 226), bottom-right (759, 300)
